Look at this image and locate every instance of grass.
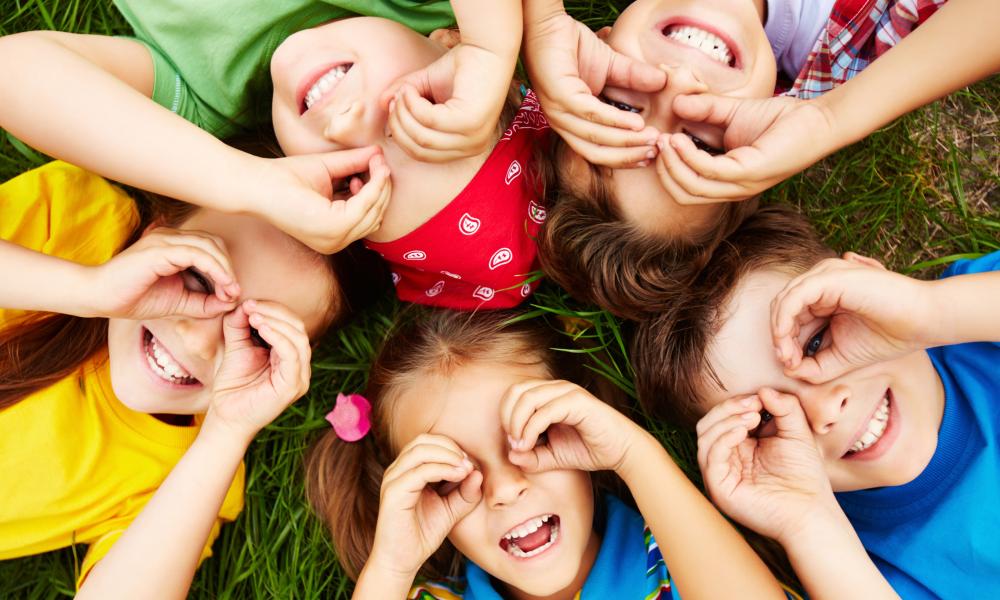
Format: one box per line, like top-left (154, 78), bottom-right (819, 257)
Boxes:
top-left (1, 0), bottom-right (998, 598)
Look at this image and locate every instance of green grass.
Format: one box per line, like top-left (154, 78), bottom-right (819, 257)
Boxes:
top-left (1, 0), bottom-right (998, 598)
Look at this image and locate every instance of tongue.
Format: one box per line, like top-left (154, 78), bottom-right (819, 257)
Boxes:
top-left (512, 522), bottom-right (552, 553)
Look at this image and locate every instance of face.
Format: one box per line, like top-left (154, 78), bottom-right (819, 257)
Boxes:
top-left (700, 268), bottom-right (945, 492)
top-left (563, 0), bottom-right (775, 237)
top-left (393, 360), bottom-right (598, 598)
top-left (270, 17), bottom-right (449, 155)
top-left (106, 209), bottom-right (335, 415)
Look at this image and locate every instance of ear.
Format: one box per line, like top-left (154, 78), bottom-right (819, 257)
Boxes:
top-left (841, 251), bottom-right (886, 270)
top-left (429, 28), bottom-right (462, 50)
top-left (595, 26), bottom-right (612, 41)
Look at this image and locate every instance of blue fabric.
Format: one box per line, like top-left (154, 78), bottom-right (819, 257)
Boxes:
top-left (464, 495), bottom-right (675, 600)
top-left (836, 250), bottom-right (1000, 599)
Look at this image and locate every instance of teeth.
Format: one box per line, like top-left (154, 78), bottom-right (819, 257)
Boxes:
top-left (849, 394), bottom-right (890, 453)
top-left (145, 333), bottom-right (196, 384)
top-left (504, 517), bottom-right (559, 559)
top-left (666, 25), bottom-right (733, 65)
top-left (503, 514), bottom-right (552, 541)
top-left (304, 64), bottom-right (352, 110)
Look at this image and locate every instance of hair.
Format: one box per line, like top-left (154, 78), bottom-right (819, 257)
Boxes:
top-left (538, 139), bottom-right (758, 321)
top-left (0, 138), bottom-right (389, 411)
top-left (305, 307), bottom-right (627, 582)
top-left (631, 204), bottom-right (836, 429)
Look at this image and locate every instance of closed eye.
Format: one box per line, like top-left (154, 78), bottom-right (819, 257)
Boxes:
top-left (599, 95), bottom-right (641, 114)
top-left (685, 132), bottom-right (724, 156)
top-left (181, 268), bottom-right (214, 294)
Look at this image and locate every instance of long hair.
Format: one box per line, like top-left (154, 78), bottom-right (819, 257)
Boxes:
top-left (304, 308), bottom-right (627, 582)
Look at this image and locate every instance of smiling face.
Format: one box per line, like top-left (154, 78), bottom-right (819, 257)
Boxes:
top-left (270, 17), bottom-right (449, 156)
top-left (106, 209), bottom-right (336, 415)
top-left (392, 360), bottom-right (599, 598)
top-left (700, 268), bottom-right (946, 491)
top-left (561, 0), bottom-right (775, 237)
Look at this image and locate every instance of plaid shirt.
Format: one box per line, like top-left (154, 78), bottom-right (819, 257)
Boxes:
top-left (786, 0), bottom-right (947, 98)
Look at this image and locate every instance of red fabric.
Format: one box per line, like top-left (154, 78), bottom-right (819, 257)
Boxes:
top-left (366, 91), bottom-right (550, 310)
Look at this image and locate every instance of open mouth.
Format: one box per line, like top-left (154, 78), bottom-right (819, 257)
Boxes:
top-left (661, 22), bottom-right (737, 67)
top-left (299, 63), bottom-right (353, 114)
top-left (844, 390), bottom-right (891, 457)
top-left (142, 328), bottom-right (200, 386)
top-left (499, 514), bottom-right (560, 559)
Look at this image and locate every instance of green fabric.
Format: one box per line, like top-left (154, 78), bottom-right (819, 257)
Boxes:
top-left (113, 0), bottom-right (456, 138)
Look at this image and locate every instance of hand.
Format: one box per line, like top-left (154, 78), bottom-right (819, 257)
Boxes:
top-left (251, 146), bottom-right (391, 254)
top-left (88, 228), bottom-right (240, 319)
top-left (771, 253), bottom-right (934, 383)
top-left (368, 434), bottom-right (483, 579)
top-left (204, 300), bottom-right (311, 442)
top-left (379, 41), bottom-right (514, 162)
top-left (523, 6), bottom-right (664, 167)
top-left (501, 379), bottom-right (639, 474)
top-left (697, 388), bottom-right (837, 544)
top-left (655, 93), bottom-right (837, 203)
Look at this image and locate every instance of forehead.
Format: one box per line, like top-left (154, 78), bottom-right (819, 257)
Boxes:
top-left (703, 268), bottom-right (793, 405)
top-left (393, 360), bottom-right (550, 454)
top-left (181, 210), bottom-right (335, 336)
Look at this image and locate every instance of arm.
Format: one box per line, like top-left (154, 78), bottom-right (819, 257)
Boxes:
top-left (0, 32), bottom-right (392, 254)
top-left (77, 302), bottom-right (312, 599)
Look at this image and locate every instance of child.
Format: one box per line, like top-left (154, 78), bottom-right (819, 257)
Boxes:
top-left (632, 204), bottom-right (1000, 597)
top-left (304, 308), bottom-right (799, 599)
top-left (0, 0), bottom-right (549, 309)
top-left (0, 160), bottom-right (383, 596)
top-left (524, 0), bottom-right (997, 320)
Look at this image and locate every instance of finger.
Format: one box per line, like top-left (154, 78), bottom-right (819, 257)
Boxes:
top-left (252, 316), bottom-right (308, 401)
top-left (547, 109), bottom-right (659, 150)
top-left (561, 88), bottom-right (647, 131)
top-left (771, 276), bottom-right (840, 366)
top-left (501, 380), bottom-right (575, 446)
top-left (342, 157), bottom-right (392, 240)
top-left (672, 93), bottom-right (742, 128)
top-left (669, 133), bottom-right (753, 183)
top-left (697, 411), bottom-right (760, 471)
top-left (243, 299), bottom-right (307, 336)
top-left (757, 388), bottom-right (812, 441)
top-left (509, 442), bottom-right (559, 473)
top-left (657, 136), bottom-right (750, 202)
top-left (695, 394), bottom-right (763, 436)
top-left (557, 128), bottom-right (658, 168)
top-left (317, 146), bottom-right (383, 180)
top-left (390, 434), bottom-right (470, 475)
top-left (222, 304), bottom-right (253, 349)
top-left (703, 425), bottom-right (752, 492)
top-left (605, 51), bottom-right (668, 93)
top-left (160, 233), bottom-right (239, 299)
top-left (841, 251), bottom-right (886, 270)
top-left (383, 443), bottom-right (470, 482)
top-left (398, 83), bottom-right (469, 141)
top-left (248, 310), bottom-right (311, 384)
top-left (174, 290), bottom-right (237, 320)
top-left (151, 245), bottom-right (240, 303)
top-left (384, 462), bottom-right (476, 508)
top-left (452, 468), bottom-right (484, 506)
top-left (653, 145), bottom-right (718, 206)
top-left (518, 395), bottom-right (579, 451)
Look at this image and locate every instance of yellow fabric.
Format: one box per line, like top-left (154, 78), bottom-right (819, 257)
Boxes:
top-left (0, 161), bottom-right (245, 586)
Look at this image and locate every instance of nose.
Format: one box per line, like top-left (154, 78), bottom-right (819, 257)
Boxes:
top-left (648, 65), bottom-right (709, 132)
top-left (484, 462), bottom-right (529, 509)
top-left (323, 100), bottom-right (380, 147)
top-left (798, 383), bottom-right (850, 435)
top-left (172, 315), bottom-right (223, 364)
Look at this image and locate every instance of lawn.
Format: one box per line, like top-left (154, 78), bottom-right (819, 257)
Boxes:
top-left (1, 1), bottom-right (998, 598)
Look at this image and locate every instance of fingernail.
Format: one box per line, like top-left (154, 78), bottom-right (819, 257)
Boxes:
top-left (645, 149), bottom-right (656, 159)
top-left (647, 139), bottom-right (657, 146)
top-left (637, 160), bottom-right (649, 168)
top-left (507, 435), bottom-right (515, 448)
top-left (741, 412), bottom-right (756, 421)
top-left (388, 99), bottom-right (396, 113)
top-left (656, 139), bottom-right (667, 150)
top-left (740, 397), bottom-right (753, 408)
top-left (462, 458), bottom-right (473, 470)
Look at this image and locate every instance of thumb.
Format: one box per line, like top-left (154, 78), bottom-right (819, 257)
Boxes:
top-left (758, 388), bottom-right (813, 442)
top-left (444, 470), bottom-right (483, 523)
top-left (606, 51), bottom-right (667, 92)
top-left (315, 146), bottom-right (382, 181)
top-left (174, 292), bottom-right (236, 320)
top-left (787, 346), bottom-right (853, 385)
top-left (672, 93), bottom-right (741, 127)
top-left (222, 304), bottom-right (253, 350)
top-left (508, 445), bottom-right (560, 473)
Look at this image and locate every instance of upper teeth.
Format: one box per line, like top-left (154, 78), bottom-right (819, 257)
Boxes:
top-left (146, 334), bottom-right (194, 383)
top-left (849, 394), bottom-right (890, 453)
top-left (304, 64), bottom-right (351, 110)
top-left (503, 514), bottom-right (552, 541)
top-left (666, 25), bottom-right (733, 65)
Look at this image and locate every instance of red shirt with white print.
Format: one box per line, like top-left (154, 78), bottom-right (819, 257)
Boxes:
top-left (365, 91), bottom-right (550, 310)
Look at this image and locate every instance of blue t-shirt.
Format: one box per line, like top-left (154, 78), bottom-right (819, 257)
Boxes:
top-left (836, 250), bottom-right (1000, 598)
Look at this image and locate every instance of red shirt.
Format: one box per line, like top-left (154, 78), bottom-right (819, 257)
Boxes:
top-left (366, 91), bottom-right (550, 310)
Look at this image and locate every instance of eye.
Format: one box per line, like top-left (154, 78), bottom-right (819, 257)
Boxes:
top-left (433, 480), bottom-right (460, 497)
top-left (249, 327), bottom-right (272, 350)
top-left (685, 132), bottom-right (724, 156)
top-left (535, 429), bottom-right (550, 447)
top-left (181, 268), bottom-right (214, 294)
top-left (599, 95), bottom-right (641, 114)
top-left (751, 409), bottom-right (776, 439)
top-left (803, 326), bottom-right (829, 358)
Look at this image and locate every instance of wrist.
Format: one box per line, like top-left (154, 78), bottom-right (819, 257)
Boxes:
top-left (776, 497), bottom-right (852, 553)
top-left (66, 264), bottom-right (109, 318)
top-left (207, 146), bottom-right (265, 215)
top-left (197, 414), bottom-right (257, 452)
top-left (361, 549), bottom-right (419, 587)
top-left (614, 426), bottom-right (662, 482)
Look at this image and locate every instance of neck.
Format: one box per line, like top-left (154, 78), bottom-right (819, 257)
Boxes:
top-left (503, 530), bottom-right (601, 600)
top-left (753, 0), bottom-right (767, 23)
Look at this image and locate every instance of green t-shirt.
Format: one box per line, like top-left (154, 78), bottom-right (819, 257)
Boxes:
top-left (113, 0), bottom-right (455, 137)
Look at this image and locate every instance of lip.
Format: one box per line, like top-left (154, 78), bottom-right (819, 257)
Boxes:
top-left (498, 514), bottom-right (561, 562)
top-left (296, 61), bottom-right (353, 115)
top-left (842, 389), bottom-right (899, 461)
top-left (139, 326), bottom-right (204, 390)
top-left (656, 17), bottom-right (743, 70)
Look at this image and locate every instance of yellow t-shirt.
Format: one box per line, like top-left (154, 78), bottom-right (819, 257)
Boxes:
top-left (0, 161), bottom-right (245, 585)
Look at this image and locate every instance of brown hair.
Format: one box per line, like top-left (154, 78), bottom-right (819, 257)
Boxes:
top-left (631, 204), bottom-right (836, 429)
top-left (305, 307), bottom-right (625, 582)
top-left (0, 144), bottom-right (389, 410)
top-left (538, 140), bottom-right (758, 321)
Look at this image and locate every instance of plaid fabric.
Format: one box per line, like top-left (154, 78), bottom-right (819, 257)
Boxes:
top-left (786, 0), bottom-right (947, 98)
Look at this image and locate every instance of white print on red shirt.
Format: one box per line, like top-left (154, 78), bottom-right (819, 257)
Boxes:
top-left (426, 281), bottom-right (445, 297)
top-left (391, 272), bottom-right (401, 285)
top-left (441, 271), bottom-right (462, 279)
top-left (403, 250), bottom-right (427, 261)
top-left (473, 286), bottom-right (495, 301)
top-left (459, 213), bottom-right (481, 235)
top-left (528, 200), bottom-right (547, 224)
top-left (489, 248), bottom-right (513, 270)
top-left (505, 160), bottom-right (522, 185)
top-left (520, 282), bottom-right (532, 297)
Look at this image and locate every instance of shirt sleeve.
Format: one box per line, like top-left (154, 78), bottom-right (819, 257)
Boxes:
top-left (408, 579), bottom-right (466, 599)
top-left (940, 250), bottom-right (1000, 278)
